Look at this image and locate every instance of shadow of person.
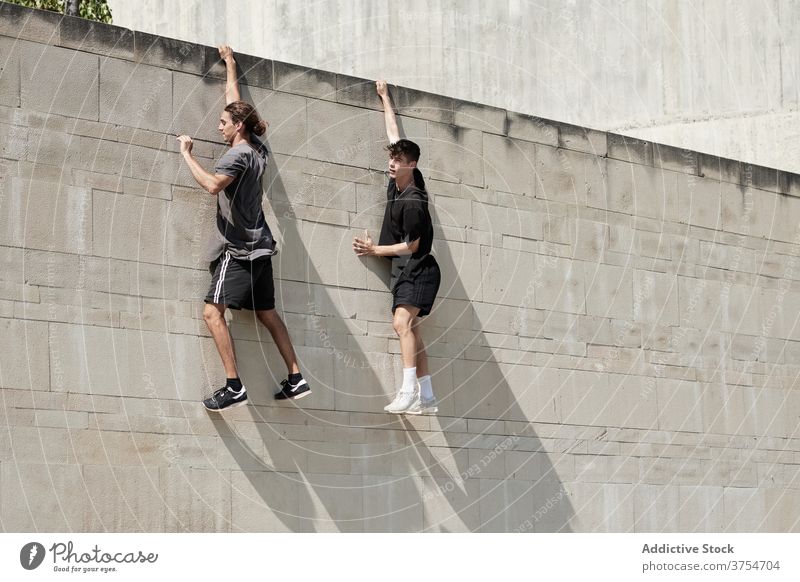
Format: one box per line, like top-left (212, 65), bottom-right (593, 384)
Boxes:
top-left (207, 137), bottom-right (405, 531)
top-left (397, 208), bottom-right (575, 532)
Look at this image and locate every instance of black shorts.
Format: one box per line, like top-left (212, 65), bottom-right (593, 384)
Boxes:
top-left (204, 252), bottom-right (275, 311)
top-left (391, 255), bottom-right (441, 317)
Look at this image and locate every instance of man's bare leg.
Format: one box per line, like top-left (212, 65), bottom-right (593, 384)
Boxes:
top-left (201, 302), bottom-right (248, 411)
top-left (255, 309), bottom-right (300, 374)
top-left (393, 305), bottom-right (419, 369)
top-left (256, 308), bottom-right (311, 400)
top-left (385, 305), bottom-right (420, 413)
top-left (409, 318), bottom-right (437, 412)
top-left (203, 302), bottom-right (238, 378)
top-left (411, 318), bottom-right (429, 377)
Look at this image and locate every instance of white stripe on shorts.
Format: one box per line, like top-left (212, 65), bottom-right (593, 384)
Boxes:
top-left (213, 251), bottom-right (231, 304)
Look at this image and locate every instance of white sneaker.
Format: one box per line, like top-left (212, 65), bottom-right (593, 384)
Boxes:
top-left (384, 389), bottom-right (416, 414)
top-left (405, 394), bottom-right (438, 415)
top-left (383, 390), bottom-right (404, 412)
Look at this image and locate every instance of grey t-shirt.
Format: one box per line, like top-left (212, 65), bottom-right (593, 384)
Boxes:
top-left (207, 135), bottom-right (277, 261)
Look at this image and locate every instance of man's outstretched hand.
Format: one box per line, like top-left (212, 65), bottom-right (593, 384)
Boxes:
top-left (176, 135), bottom-right (193, 155)
top-left (218, 44), bottom-right (234, 62)
top-left (353, 230), bottom-right (376, 256)
top-left (376, 79), bottom-right (389, 99)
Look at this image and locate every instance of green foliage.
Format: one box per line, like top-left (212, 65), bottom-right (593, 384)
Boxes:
top-left (3, 0), bottom-right (113, 23)
top-left (77, 0), bottom-right (112, 23)
top-left (5, 0), bottom-right (62, 11)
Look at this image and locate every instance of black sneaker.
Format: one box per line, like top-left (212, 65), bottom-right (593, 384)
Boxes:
top-left (274, 378), bottom-right (311, 400)
top-left (203, 386), bottom-right (248, 411)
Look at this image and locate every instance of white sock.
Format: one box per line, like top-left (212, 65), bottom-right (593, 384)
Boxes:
top-left (402, 367), bottom-right (417, 393)
top-left (419, 375), bottom-right (434, 400)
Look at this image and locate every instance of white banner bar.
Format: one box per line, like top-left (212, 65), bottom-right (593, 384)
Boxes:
top-left (1, 533), bottom-right (798, 581)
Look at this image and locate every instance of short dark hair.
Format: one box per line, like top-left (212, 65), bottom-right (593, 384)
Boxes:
top-left (386, 139), bottom-right (420, 162)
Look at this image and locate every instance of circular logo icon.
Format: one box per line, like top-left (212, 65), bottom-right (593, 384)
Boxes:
top-left (20, 542), bottom-right (46, 570)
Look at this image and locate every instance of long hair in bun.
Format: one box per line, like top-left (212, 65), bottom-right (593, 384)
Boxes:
top-left (224, 100), bottom-right (268, 136)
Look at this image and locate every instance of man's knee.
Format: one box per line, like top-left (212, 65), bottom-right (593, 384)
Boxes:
top-left (392, 312), bottom-right (413, 336)
top-left (203, 302), bottom-right (226, 323)
top-left (256, 308), bottom-right (278, 323)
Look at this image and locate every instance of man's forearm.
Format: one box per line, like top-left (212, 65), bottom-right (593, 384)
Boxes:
top-left (183, 152), bottom-right (218, 194)
top-left (374, 241), bottom-right (412, 257)
top-left (224, 57), bottom-right (241, 104)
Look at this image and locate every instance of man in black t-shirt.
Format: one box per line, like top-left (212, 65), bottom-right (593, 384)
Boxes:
top-left (352, 80), bottom-right (442, 415)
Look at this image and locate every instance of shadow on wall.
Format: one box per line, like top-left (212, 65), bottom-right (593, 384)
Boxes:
top-left (405, 242), bottom-right (574, 532)
top-left (194, 82), bottom-right (574, 532)
top-left (410, 134), bottom-right (574, 532)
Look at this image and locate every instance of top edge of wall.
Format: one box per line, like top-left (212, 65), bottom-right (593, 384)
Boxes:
top-left (0, 1), bottom-right (796, 194)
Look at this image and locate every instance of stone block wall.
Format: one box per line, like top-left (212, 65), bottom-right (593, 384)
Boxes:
top-left (1, 3), bottom-right (800, 532)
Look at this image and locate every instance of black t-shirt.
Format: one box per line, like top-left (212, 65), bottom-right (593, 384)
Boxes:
top-left (378, 169), bottom-right (433, 260)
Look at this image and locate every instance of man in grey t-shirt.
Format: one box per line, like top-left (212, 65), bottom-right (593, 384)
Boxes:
top-left (177, 45), bottom-right (310, 412)
top-left (209, 134), bottom-right (275, 260)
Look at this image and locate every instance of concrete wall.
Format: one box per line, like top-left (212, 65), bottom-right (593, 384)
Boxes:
top-left (105, 0), bottom-right (800, 174)
top-left (2, 3), bottom-right (800, 532)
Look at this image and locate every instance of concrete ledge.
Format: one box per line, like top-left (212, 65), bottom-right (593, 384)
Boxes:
top-left (0, 1), bottom-right (62, 43)
top-left (58, 16), bottom-right (133, 60)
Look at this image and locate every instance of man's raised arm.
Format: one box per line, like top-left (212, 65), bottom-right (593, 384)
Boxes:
top-left (219, 45), bottom-right (241, 105)
top-left (376, 79), bottom-right (400, 144)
